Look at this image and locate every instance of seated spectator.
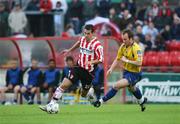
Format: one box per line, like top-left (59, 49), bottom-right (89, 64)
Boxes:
top-left (0, 58), bottom-right (24, 105)
top-left (160, 25), bottom-right (172, 41)
top-left (96, 0), bottom-right (111, 18)
top-left (135, 25), bottom-right (145, 44)
top-left (0, 2), bottom-right (9, 37)
top-left (134, 35), bottom-right (145, 54)
top-left (137, 5), bottom-right (147, 22)
top-left (171, 14), bottom-right (180, 40)
top-left (142, 21), bottom-right (158, 42)
top-left (116, 1), bottom-right (127, 17)
top-left (143, 33), bottom-right (153, 52)
top-left (21, 59), bottom-right (43, 104)
top-left (158, 0), bottom-right (172, 17)
top-left (109, 7), bottom-right (120, 25)
top-left (42, 59), bottom-right (60, 103)
top-left (118, 9), bottom-right (134, 30)
top-left (175, 1), bottom-right (180, 18)
top-left (145, 0), bottom-right (160, 19)
top-left (126, 0), bottom-right (136, 17)
top-left (8, 2), bottom-right (28, 35)
top-left (61, 56), bottom-right (80, 93)
top-left (154, 8), bottom-right (172, 31)
top-left (154, 34), bottom-right (165, 51)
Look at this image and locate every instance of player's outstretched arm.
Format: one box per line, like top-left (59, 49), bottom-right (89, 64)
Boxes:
top-left (61, 40), bottom-right (80, 55)
top-left (107, 58), bottom-right (119, 77)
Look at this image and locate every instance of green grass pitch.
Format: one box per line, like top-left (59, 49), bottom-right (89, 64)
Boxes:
top-left (0, 104), bottom-right (180, 124)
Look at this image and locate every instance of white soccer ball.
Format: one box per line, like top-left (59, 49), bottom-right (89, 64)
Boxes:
top-left (46, 103), bottom-right (59, 114)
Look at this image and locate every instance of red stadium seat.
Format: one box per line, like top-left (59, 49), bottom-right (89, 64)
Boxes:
top-left (169, 51), bottom-right (180, 72)
top-left (144, 51), bottom-right (157, 56)
top-left (142, 55), bottom-right (148, 66)
top-left (145, 55), bottom-right (159, 72)
top-left (166, 41), bottom-right (180, 51)
top-left (170, 55), bottom-right (180, 66)
top-left (158, 52), bottom-right (170, 72)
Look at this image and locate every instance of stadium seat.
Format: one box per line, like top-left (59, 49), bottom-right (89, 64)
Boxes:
top-left (144, 51), bottom-right (157, 56)
top-left (145, 55), bottom-right (159, 72)
top-left (170, 55), bottom-right (180, 66)
top-left (166, 41), bottom-right (180, 51)
top-left (158, 52), bottom-right (170, 72)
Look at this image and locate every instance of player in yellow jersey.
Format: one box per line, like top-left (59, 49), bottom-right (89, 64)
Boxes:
top-left (93, 29), bottom-right (147, 111)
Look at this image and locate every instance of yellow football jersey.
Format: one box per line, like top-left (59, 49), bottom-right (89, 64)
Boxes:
top-left (116, 42), bottom-right (142, 72)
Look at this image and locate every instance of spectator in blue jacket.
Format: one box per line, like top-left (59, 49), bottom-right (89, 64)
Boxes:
top-left (21, 59), bottom-right (43, 104)
top-left (0, 58), bottom-right (24, 104)
top-left (43, 59), bottom-right (60, 103)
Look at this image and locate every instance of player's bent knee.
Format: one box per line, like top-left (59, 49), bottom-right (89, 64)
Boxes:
top-left (21, 87), bottom-right (26, 93)
top-left (14, 86), bottom-right (20, 92)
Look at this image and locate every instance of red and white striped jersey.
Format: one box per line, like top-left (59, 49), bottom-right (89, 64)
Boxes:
top-left (78, 36), bottom-right (103, 72)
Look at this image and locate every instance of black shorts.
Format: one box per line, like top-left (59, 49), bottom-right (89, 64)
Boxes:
top-left (66, 66), bottom-right (95, 90)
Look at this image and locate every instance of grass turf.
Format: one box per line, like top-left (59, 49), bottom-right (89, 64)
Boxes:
top-left (0, 104), bottom-right (180, 124)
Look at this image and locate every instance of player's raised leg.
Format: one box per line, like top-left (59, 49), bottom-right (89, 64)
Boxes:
top-left (93, 78), bottom-right (129, 107)
top-left (128, 85), bottom-right (147, 111)
top-left (39, 78), bottom-right (73, 112)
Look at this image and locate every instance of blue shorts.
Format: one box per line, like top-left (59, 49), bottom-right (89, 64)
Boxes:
top-left (123, 70), bottom-right (142, 86)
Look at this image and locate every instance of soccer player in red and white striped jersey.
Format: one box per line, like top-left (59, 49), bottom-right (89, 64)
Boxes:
top-left (40, 24), bottom-right (103, 113)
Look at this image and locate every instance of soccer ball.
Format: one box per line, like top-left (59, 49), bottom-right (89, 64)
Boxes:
top-left (46, 103), bottom-right (59, 114)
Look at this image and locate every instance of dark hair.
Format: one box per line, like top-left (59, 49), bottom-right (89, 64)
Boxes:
top-left (122, 29), bottom-right (134, 39)
top-left (48, 59), bottom-right (55, 63)
top-left (84, 24), bottom-right (94, 33)
top-left (66, 56), bottom-right (74, 62)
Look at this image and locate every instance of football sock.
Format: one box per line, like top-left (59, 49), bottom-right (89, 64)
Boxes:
top-left (131, 87), bottom-right (144, 104)
top-left (132, 87), bottom-right (142, 99)
top-left (51, 87), bottom-right (64, 103)
top-left (102, 88), bottom-right (118, 102)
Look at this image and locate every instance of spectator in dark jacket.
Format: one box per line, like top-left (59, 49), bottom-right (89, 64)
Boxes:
top-left (67, 0), bottom-right (83, 34)
top-left (171, 14), bottom-right (180, 40)
top-left (144, 33), bottom-right (153, 52)
top-left (154, 34), bottom-right (165, 51)
top-left (26, 0), bottom-right (40, 37)
top-left (96, 0), bottom-right (111, 18)
top-left (161, 25), bottom-right (172, 41)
